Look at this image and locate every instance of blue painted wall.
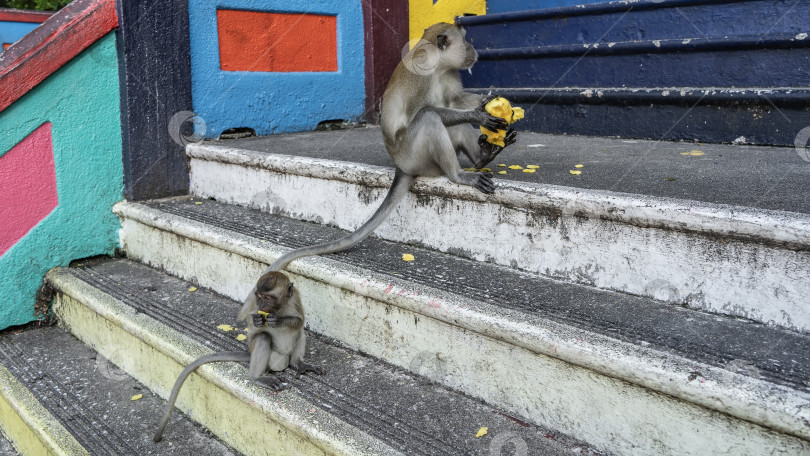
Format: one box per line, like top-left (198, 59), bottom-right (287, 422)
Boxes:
top-left (0, 21), bottom-right (38, 47)
top-left (188, 0), bottom-right (366, 138)
top-left (487, 0), bottom-right (607, 14)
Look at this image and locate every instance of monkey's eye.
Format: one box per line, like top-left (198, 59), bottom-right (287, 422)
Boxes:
top-left (437, 34), bottom-right (449, 50)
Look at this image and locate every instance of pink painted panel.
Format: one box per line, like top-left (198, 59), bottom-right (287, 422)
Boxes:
top-left (0, 122), bottom-right (58, 256)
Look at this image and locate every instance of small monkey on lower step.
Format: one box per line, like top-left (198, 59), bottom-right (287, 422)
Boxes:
top-left (153, 271), bottom-right (322, 443)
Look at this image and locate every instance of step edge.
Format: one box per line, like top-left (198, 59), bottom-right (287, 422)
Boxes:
top-left (458, 0), bottom-right (752, 25)
top-left (0, 363), bottom-right (90, 456)
top-left (474, 32), bottom-right (810, 59)
top-left (45, 267), bottom-right (401, 456)
top-left (186, 143), bottom-right (810, 250)
top-left (115, 200), bottom-right (810, 441)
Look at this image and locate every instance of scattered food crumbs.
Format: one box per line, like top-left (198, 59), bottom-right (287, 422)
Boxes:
top-left (476, 427), bottom-right (488, 438)
top-left (195, 201), bottom-right (203, 205)
top-left (188, 287), bottom-right (198, 292)
top-left (463, 167), bottom-right (476, 172)
top-left (217, 324), bottom-right (234, 332)
top-left (236, 334), bottom-right (247, 341)
top-left (508, 165), bottom-right (523, 170)
top-left (497, 164), bottom-right (506, 167)
top-left (569, 170), bottom-right (582, 175)
top-left (402, 253), bottom-right (415, 262)
top-left (575, 164), bottom-right (584, 168)
top-left (480, 168), bottom-right (491, 172)
top-left (131, 394), bottom-right (143, 401)
top-left (497, 171), bottom-right (507, 175)
top-left (522, 169), bottom-right (536, 173)
top-left (526, 165), bottom-right (539, 169)
top-left (681, 150), bottom-right (705, 156)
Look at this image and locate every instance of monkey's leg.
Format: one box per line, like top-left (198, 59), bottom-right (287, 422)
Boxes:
top-left (447, 124), bottom-right (483, 167)
top-left (289, 332), bottom-right (324, 378)
top-left (249, 333), bottom-right (284, 390)
top-left (404, 111), bottom-right (495, 194)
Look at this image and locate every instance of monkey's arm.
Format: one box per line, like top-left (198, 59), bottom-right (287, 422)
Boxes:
top-left (263, 315), bottom-right (304, 330)
top-left (419, 106), bottom-right (507, 130)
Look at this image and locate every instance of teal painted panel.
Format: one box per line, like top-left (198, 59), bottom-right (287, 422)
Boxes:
top-left (0, 33), bottom-right (123, 329)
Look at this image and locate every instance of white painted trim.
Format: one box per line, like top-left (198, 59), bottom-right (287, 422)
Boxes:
top-left (187, 143), bottom-right (810, 246)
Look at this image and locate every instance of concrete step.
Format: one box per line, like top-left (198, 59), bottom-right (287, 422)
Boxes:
top-left (185, 128), bottom-right (810, 333)
top-left (462, 0), bottom-right (809, 49)
top-left (114, 197), bottom-right (810, 455)
top-left (0, 325), bottom-right (238, 456)
top-left (44, 258), bottom-right (598, 456)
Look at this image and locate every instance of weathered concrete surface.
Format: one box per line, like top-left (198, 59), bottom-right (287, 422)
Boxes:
top-left (0, 326), bottom-right (238, 456)
top-left (48, 258), bottom-right (600, 456)
top-left (115, 198), bottom-right (810, 456)
top-left (211, 126), bottom-right (810, 214)
top-left (187, 139), bottom-right (810, 332)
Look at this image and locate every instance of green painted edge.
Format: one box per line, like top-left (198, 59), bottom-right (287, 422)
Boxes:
top-left (0, 32), bottom-right (123, 329)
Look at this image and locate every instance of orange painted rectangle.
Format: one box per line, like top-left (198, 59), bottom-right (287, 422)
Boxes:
top-left (217, 10), bottom-right (337, 72)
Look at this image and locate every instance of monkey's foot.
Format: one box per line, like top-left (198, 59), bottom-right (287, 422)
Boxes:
top-left (295, 362), bottom-right (324, 378)
top-left (472, 172), bottom-right (495, 194)
top-left (475, 128), bottom-right (517, 168)
top-left (254, 375), bottom-right (286, 391)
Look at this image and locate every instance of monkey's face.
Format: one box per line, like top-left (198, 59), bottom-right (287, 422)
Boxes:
top-left (432, 24), bottom-right (477, 71)
top-left (254, 272), bottom-right (294, 314)
top-left (255, 291), bottom-right (283, 314)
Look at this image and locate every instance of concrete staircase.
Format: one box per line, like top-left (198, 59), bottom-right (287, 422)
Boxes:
top-left (2, 127), bottom-right (809, 455)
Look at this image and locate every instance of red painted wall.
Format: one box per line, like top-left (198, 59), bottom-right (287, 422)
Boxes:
top-left (216, 10), bottom-right (337, 72)
top-left (0, 122), bottom-right (58, 256)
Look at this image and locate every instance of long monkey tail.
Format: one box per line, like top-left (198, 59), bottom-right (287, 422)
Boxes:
top-left (154, 351), bottom-right (251, 443)
top-left (267, 168), bottom-right (414, 272)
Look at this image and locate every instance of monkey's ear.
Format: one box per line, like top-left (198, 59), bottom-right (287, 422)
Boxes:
top-left (287, 282), bottom-right (294, 297)
top-left (437, 34), bottom-right (448, 50)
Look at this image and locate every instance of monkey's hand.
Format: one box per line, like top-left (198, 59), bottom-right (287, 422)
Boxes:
top-left (263, 314), bottom-right (280, 327)
top-left (252, 313), bottom-right (266, 327)
top-left (295, 362), bottom-right (324, 378)
top-left (476, 111), bottom-right (509, 132)
top-left (476, 127), bottom-right (517, 168)
top-left (254, 375), bottom-right (286, 391)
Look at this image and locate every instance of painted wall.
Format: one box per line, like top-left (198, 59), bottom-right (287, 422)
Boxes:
top-left (409, 0), bottom-right (485, 41)
top-left (188, 0), bottom-right (365, 138)
top-left (0, 21), bottom-right (38, 49)
top-left (0, 33), bottom-right (123, 329)
top-left (486, 0), bottom-right (608, 14)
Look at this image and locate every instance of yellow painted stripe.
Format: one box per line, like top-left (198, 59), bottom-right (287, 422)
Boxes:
top-left (409, 0), bottom-right (486, 41)
top-left (0, 364), bottom-right (89, 456)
